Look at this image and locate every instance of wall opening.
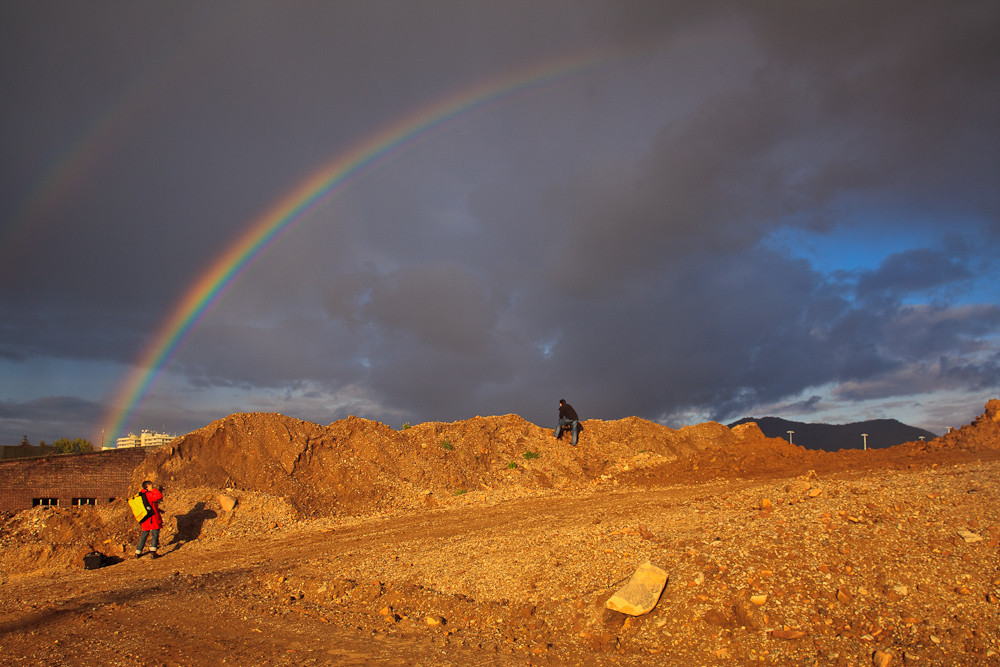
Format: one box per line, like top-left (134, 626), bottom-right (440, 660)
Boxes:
top-left (32, 497), bottom-right (58, 507)
top-left (72, 497), bottom-right (97, 506)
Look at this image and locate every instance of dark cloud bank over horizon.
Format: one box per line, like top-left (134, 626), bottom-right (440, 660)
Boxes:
top-left (1, 1), bottom-right (998, 444)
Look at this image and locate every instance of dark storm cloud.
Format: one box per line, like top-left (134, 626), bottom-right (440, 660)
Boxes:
top-left (174, 315), bottom-right (359, 391)
top-left (1, 1), bottom-right (998, 443)
top-left (0, 308), bottom-right (149, 367)
top-left (880, 304), bottom-right (1000, 361)
top-left (745, 2), bottom-right (1000, 216)
top-left (362, 263), bottom-right (502, 353)
top-left (834, 352), bottom-right (1000, 403)
top-left (0, 397), bottom-right (104, 443)
top-left (856, 248), bottom-right (973, 300)
top-left (499, 1), bottom-right (1000, 425)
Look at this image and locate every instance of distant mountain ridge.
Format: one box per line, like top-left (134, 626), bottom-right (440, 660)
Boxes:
top-left (727, 416), bottom-right (938, 452)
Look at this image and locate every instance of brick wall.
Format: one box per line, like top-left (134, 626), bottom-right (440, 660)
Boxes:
top-left (0, 448), bottom-right (149, 513)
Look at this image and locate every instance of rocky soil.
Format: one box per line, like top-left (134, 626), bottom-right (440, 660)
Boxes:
top-left (1, 400), bottom-right (999, 666)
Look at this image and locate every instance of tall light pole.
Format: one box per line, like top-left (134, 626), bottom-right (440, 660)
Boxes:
top-left (861, 433), bottom-right (868, 451)
top-left (787, 430), bottom-right (794, 445)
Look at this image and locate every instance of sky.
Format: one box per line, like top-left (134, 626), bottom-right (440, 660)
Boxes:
top-left (1, 1), bottom-right (998, 448)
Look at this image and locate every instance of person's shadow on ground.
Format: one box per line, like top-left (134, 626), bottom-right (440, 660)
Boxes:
top-left (170, 502), bottom-right (218, 546)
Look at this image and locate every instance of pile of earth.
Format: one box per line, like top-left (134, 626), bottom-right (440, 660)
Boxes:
top-left (130, 413), bottom-right (774, 516)
top-left (131, 398), bottom-right (1000, 515)
top-left (2, 399), bottom-right (998, 580)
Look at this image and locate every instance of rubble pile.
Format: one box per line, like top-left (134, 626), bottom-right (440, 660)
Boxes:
top-left (1, 400), bottom-right (999, 664)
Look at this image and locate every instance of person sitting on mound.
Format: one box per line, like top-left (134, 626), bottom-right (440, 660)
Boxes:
top-left (555, 399), bottom-right (581, 446)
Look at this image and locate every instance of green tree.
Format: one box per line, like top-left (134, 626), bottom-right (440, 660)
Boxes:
top-left (20, 435), bottom-right (30, 447)
top-left (52, 438), bottom-right (94, 454)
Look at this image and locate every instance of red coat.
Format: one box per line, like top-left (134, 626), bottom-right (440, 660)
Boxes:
top-left (139, 487), bottom-right (163, 531)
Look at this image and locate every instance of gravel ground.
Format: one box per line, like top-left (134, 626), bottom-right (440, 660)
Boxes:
top-left (2, 457), bottom-right (998, 666)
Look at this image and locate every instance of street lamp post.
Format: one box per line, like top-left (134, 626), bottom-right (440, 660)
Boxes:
top-left (862, 433), bottom-right (868, 451)
top-left (787, 430), bottom-right (794, 445)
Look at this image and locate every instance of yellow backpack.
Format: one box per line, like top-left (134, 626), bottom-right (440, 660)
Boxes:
top-left (128, 492), bottom-right (153, 523)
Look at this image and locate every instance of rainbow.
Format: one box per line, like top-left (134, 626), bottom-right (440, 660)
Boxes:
top-left (100, 50), bottom-right (617, 443)
top-left (1, 17), bottom-right (227, 269)
top-left (1, 90), bottom-right (147, 270)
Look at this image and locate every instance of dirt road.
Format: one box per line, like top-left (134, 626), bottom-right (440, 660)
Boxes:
top-left (3, 458), bottom-right (999, 666)
top-left (4, 402), bottom-right (1000, 665)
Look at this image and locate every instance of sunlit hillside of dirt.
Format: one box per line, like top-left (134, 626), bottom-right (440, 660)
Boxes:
top-left (1, 400), bottom-right (998, 665)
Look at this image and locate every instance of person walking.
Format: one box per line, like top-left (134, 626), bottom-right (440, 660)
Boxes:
top-left (134, 481), bottom-right (164, 559)
top-left (555, 399), bottom-right (581, 446)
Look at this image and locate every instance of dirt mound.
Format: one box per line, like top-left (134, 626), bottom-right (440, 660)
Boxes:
top-left (3, 400), bottom-right (1000, 664)
top-left (128, 413), bottom-right (782, 518)
top-left (128, 401), bottom-right (1000, 517)
top-left (3, 400), bottom-right (998, 581)
top-left (592, 400), bottom-right (1000, 488)
top-left (936, 397), bottom-right (1000, 449)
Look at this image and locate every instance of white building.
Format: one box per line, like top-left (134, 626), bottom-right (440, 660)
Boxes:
top-left (116, 430), bottom-right (176, 449)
